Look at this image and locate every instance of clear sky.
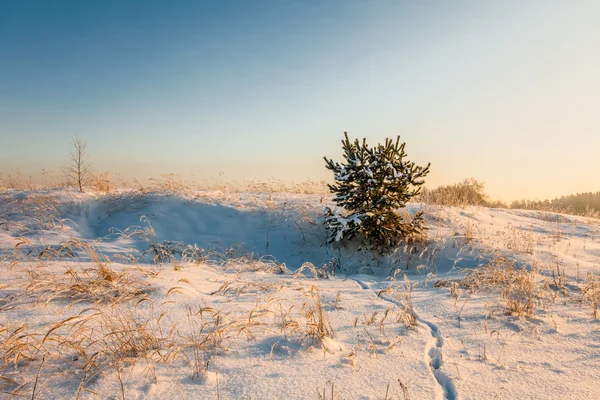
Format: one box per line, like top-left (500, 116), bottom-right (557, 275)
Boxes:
top-left (1, 0), bottom-right (598, 201)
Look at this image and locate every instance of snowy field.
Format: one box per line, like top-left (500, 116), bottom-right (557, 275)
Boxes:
top-left (0, 189), bottom-right (599, 399)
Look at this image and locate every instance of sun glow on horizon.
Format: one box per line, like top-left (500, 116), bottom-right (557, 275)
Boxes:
top-left (1, 1), bottom-right (598, 202)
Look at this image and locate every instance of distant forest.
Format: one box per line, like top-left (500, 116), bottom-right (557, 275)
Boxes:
top-left (419, 179), bottom-right (600, 218)
top-left (511, 192), bottom-right (600, 217)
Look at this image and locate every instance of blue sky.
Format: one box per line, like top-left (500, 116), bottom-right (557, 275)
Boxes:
top-left (1, 0), bottom-right (599, 200)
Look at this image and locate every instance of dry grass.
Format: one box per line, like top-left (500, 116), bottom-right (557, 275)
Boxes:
top-left (0, 306), bottom-right (169, 398)
top-left (376, 275), bottom-right (419, 329)
top-left (294, 261), bottom-right (335, 279)
top-left (24, 261), bottom-right (150, 306)
top-left (0, 323), bottom-right (40, 369)
top-left (0, 290), bottom-right (257, 397)
top-left (301, 285), bottom-right (334, 347)
top-left (0, 169), bottom-right (35, 190)
top-left (582, 273), bottom-right (600, 319)
top-left (0, 192), bottom-right (64, 233)
top-left (452, 256), bottom-right (541, 317)
top-left (21, 243), bottom-right (151, 306)
top-left (121, 174), bottom-right (330, 197)
top-left (91, 171), bottom-right (116, 193)
top-left (503, 224), bottom-right (535, 254)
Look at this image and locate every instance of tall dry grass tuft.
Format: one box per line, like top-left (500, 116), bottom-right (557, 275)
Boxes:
top-left (302, 285), bottom-right (334, 345)
top-left (0, 298), bottom-right (245, 397)
top-left (91, 172), bottom-right (114, 193)
top-left (0, 306), bottom-right (170, 398)
top-left (0, 323), bottom-right (40, 369)
top-left (147, 174), bottom-right (191, 196)
top-left (377, 275), bottom-right (418, 329)
top-left (455, 256), bottom-right (540, 317)
top-left (503, 224), bottom-right (535, 254)
top-left (0, 169), bottom-right (33, 190)
top-left (582, 273), bottom-right (600, 319)
top-left (23, 242), bottom-right (151, 306)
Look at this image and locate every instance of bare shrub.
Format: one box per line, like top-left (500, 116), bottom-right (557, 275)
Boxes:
top-left (418, 178), bottom-right (505, 208)
top-left (0, 169), bottom-right (31, 190)
top-left (66, 136), bottom-right (92, 192)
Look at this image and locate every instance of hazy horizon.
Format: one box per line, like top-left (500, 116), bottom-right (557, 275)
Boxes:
top-left (1, 0), bottom-right (599, 202)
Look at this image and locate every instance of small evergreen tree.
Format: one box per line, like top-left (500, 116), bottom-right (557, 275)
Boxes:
top-left (324, 132), bottom-right (430, 252)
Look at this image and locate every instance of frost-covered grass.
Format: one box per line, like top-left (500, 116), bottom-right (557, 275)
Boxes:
top-left (0, 189), bottom-right (599, 399)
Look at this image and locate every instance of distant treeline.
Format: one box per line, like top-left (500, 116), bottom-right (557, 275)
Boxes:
top-left (419, 179), bottom-right (599, 218)
top-left (510, 192), bottom-right (600, 218)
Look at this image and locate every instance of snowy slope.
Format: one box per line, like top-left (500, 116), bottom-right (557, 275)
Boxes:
top-left (0, 189), bottom-right (599, 399)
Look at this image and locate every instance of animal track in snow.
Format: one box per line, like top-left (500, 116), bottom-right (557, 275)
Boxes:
top-left (350, 276), bottom-right (458, 400)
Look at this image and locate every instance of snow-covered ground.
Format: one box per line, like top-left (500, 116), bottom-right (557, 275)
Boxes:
top-left (0, 189), bottom-right (599, 399)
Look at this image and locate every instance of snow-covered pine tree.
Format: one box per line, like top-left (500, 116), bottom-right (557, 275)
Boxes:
top-left (323, 132), bottom-right (430, 252)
